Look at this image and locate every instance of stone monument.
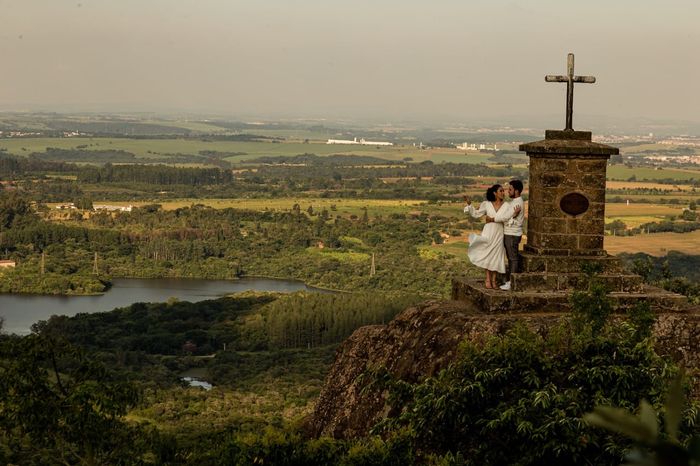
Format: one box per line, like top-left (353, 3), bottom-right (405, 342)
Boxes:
top-left (453, 53), bottom-right (686, 313)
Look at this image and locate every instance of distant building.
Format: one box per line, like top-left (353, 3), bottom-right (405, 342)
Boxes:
top-left (456, 142), bottom-right (479, 151)
top-left (456, 142), bottom-right (497, 151)
top-left (327, 137), bottom-right (392, 146)
top-left (327, 138), bottom-right (360, 145)
top-left (55, 203), bottom-right (77, 210)
top-left (94, 204), bottom-right (133, 212)
top-left (0, 260), bottom-right (16, 269)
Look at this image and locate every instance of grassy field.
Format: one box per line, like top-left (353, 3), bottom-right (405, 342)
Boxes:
top-left (619, 142), bottom-right (700, 155)
top-left (607, 165), bottom-right (700, 182)
top-left (605, 230), bottom-right (700, 256)
top-left (0, 137), bottom-right (497, 165)
top-left (606, 180), bottom-right (697, 191)
top-left (63, 197), bottom-right (687, 225)
top-left (608, 194), bottom-right (698, 203)
top-left (605, 216), bottom-right (671, 228)
top-left (604, 204), bottom-right (683, 217)
top-left (419, 237), bottom-right (471, 261)
top-left (50, 198), bottom-right (431, 218)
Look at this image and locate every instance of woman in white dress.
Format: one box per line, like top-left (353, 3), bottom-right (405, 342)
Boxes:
top-left (464, 184), bottom-right (507, 289)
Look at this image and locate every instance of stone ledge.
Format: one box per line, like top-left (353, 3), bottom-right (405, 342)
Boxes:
top-left (452, 278), bottom-right (689, 314)
top-left (520, 252), bottom-right (623, 273)
top-left (511, 272), bottom-right (643, 293)
top-left (519, 138), bottom-right (619, 156)
top-left (545, 129), bottom-right (592, 141)
top-left (523, 244), bottom-right (608, 256)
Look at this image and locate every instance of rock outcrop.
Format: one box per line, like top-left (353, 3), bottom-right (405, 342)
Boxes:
top-left (308, 300), bottom-right (700, 439)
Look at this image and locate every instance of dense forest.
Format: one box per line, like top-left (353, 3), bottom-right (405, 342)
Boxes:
top-left (1, 150), bottom-right (524, 201)
top-left (0, 190), bottom-right (476, 295)
top-left (3, 143), bottom-right (700, 464)
top-left (2, 274), bottom-right (697, 465)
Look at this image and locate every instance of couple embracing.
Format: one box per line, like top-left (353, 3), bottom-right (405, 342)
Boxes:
top-left (463, 180), bottom-right (524, 290)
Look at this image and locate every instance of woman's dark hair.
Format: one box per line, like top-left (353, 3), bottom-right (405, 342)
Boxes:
top-left (486, 184), bottom-right (501, 202)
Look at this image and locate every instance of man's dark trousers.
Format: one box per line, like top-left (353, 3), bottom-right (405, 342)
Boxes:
top-left (504, 234), bottom-right (521, 279)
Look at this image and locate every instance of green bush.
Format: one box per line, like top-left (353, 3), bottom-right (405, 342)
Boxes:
top-left (369, 273), bottom-right (675, 465)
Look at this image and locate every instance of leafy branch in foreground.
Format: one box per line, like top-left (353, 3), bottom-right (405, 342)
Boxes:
top-left (0, 332), bottom-right (157, 465)
top-left (585, 374), bottom-right (700, 466)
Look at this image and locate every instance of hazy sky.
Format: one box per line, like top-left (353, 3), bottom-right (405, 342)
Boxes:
top-left (1, 0), bottom-right (699, 124)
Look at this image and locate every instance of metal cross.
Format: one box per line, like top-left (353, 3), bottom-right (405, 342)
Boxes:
top-left (545, 53), bottom-right (596, 131)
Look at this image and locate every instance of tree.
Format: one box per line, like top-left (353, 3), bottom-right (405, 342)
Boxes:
top-left (0, 333), bottom-right (153, 464)
top-left (0, 193), bottom-right (35, 231)
top-left (74, 197), bottom-right (94, 210)
top-left (681, 209), bottom-right (697, 221)
top-left (585, 375), bottom-right (700, 466)
top-left (371, 271), bottom-right (673, 465)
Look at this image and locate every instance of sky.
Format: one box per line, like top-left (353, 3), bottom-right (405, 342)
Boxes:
top-left (1, 0), bottom-right (699, 126)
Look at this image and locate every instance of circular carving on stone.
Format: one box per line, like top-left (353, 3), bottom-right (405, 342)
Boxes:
top-left (560, 192), bottom-right (589, 216)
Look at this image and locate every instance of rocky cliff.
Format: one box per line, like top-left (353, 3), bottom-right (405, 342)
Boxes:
top-left (308, 300), bottom-right (700, 439)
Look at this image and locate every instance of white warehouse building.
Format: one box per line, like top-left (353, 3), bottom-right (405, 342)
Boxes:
top-left (327, 137), bottom-right (392, 146)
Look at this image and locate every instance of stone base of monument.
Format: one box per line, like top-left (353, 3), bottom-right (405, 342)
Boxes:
top-left (511, 251), bottom-right (643, 293)
top-left (451, 278), bottom-right (688, 314)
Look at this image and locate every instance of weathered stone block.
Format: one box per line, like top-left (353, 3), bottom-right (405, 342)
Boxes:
top-left (526, 230), bottom-right (541, 247)
top-left (567, 218), bottom-right (604, 235)
top-left (585, 188), bottom-right (607, 202)
top-left (544, 258), bottom-right (581, 273)
top-left (520, 254), bottom-right (547, 273)
top-left (578, 234), bottom-right (604, 250)
top-left (512, 273), bottom-right (558, 291)
top-left (540, 233), bottom-right (578, 250)
top-left (563, 177), bottom-right (582, 189)
top-left (522, 254), bottom-right (622, 274)
top-left (541, 159), bottom-right (568, 171)
top-left (542, 218), bottom-right (568, 233)
top-left (529, 157), bottom-right (547, 170)
top-left (541, 173), bottom-right (565, 188)
top-left (587, 202), bottom-right (606, 218)
top-left (575, 159), bottom-right (607, 173)
top-left (541, 188), bottom-right (559, 203)
top-left (540, 203), bottom-right (565, 217)
top-left (581, 174), bottom-right (607, 190)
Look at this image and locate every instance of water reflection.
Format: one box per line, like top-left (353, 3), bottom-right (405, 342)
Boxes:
top-left (0, 277), bottom-right (317, 335)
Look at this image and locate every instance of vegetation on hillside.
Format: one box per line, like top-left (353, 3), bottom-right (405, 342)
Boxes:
top-left (3, 266), bottom-right (699, 464)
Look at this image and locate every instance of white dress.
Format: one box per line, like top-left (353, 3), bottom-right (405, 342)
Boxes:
top-left (464, 201), bottom-right (506, 273)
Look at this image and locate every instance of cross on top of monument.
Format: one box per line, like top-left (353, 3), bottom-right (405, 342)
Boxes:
top-left (545, 53), bottom-right (596, 131)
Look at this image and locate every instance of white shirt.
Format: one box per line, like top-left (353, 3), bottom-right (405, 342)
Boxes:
top-left (493, 197), bottom-right (524, 237)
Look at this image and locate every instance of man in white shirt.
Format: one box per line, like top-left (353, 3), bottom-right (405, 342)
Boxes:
top-left (486, 179), bottom-right (524, 291)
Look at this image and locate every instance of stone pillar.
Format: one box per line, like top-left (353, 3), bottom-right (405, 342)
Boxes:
top-left (521, 130), bottom-right (618, 257)
top-left (505, 129), bottom-right (642, 293)
top-left (452, 124), bottom-right (688, 312)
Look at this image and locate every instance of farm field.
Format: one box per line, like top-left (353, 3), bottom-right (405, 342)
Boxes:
top-left (605, 229), bottom-right (700, 256)
top-left (607, 193), bottom-right (699, 202)
top-left (618, 143), bottom-right (680, 153)
top-left (606, 180), bottom-right (697, 191)
top-left (0, 137), bottom-right (497, 164)
top-left (420, 235), bottom-right (471, 262)
top-left (71, 198), bottom-right (685, 224)
top-left (607, 165), bottom-right (700, 182)
top-left (604, 203), bottom-right (683, 217)
top-left (51, 198), bottom-right (431, 218)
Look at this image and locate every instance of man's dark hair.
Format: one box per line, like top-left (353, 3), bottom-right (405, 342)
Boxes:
top-left (486, 184), bottom-right (501, 202)
top-left (509, 179), bottom-right (523, 194)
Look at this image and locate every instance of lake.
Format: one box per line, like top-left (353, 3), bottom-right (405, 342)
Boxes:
top-left (0, 277), bottom-right (317, 335)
